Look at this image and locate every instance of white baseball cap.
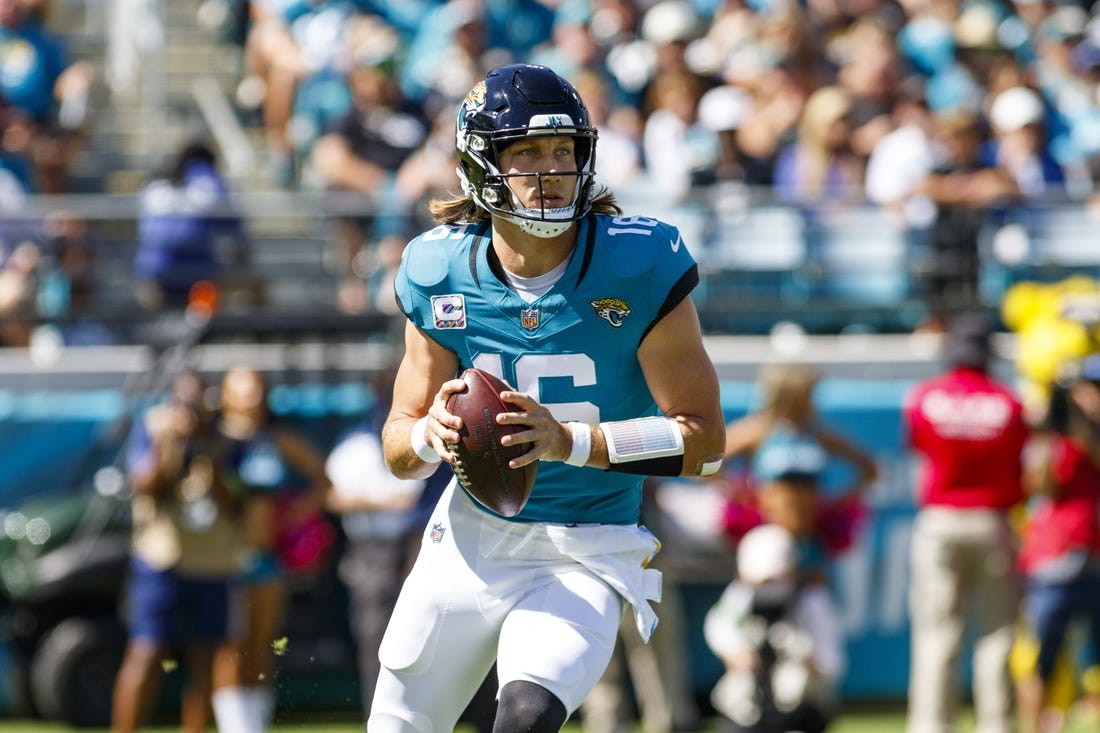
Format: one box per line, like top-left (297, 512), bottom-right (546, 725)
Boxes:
top-left (989, 86), bottom-right (1044, 133)
top-left (737, 524), bottom-right (797, 585)
top-left (698, 85), bottom-right (752, 132)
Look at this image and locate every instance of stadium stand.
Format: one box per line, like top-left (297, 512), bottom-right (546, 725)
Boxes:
top-left (7, 0), bottom-right (1100, 343)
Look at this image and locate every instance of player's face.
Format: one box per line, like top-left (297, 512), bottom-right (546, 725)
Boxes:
top-left (498, 135), bottom-right (578, 210)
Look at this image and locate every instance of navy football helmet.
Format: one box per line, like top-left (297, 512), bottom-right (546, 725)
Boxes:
top-left (455, 64), bottom-right (598, 237)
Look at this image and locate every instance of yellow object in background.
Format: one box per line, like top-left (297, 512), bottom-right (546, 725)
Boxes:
top-left (1001, 277), bottom-right (1100, 419)
top-left (1010, 628), bottom-right (1079, 711)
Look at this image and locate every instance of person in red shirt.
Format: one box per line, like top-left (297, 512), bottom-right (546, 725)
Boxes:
top-left (1015, 356), bottom-right (1100, 733)
top-left (903, 312), bottom-right (1028, 733)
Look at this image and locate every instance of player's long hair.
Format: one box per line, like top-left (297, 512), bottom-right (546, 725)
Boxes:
top-left (428, 186), bottom-right (621, 225)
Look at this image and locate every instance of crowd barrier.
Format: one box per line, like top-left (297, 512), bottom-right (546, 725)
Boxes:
top-left (0, 335), bottom-right (947, 703)
top-left (3, 188), bottom-right (1099, 345)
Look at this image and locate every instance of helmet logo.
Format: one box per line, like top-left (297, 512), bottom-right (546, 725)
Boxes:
top-left (464, 81), bottom-right (487, 110)
top-left (457, 81), bottom-right (488, 151)
top-left (528, 114), bottom-right (575, 132)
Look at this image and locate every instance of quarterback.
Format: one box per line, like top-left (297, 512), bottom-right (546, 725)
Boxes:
top-left (371, 64), bottom-right (726, 732)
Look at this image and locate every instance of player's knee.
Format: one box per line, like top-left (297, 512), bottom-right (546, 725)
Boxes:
top-left (493, 680), bottom-right (567, 733)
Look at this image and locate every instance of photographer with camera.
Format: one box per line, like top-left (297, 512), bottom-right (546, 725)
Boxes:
top-left (1015, 354), bottom-right (1100, 733)
top-left (112, 369), bottom-right (248, 733)
top-left (704, 523), bottom-right (845, 733)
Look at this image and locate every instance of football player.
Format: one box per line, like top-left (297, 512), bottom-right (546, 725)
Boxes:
top-left (370, 64), bottom-right (726, 732)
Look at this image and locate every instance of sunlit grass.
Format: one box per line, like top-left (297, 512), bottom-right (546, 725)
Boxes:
top-left (1, 704), bottom-right (1096, 733)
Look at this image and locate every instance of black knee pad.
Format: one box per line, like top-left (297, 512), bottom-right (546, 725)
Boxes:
top-left (492, 680), bottom-right (567, 733)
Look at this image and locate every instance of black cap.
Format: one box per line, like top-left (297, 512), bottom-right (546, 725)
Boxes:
top-left (944, 311), bottom-right (993, 369)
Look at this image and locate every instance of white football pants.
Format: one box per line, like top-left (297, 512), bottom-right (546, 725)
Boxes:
top-left (366, 480), bottom-right (662, 733)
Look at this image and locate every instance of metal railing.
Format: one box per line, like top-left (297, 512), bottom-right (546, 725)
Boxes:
top-left (3, 187), bottom-right (1099, 348)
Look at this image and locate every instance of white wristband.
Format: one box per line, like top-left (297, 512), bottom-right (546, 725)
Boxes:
top-left (700, 459), bottom-right (723, 477)
top-left (410, 415), bottom-right (441, 464)
top-left (565, 422), bottom-right (592, 467)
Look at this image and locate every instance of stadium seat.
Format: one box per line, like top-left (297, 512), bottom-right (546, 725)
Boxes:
top-left (811, 206), bottom-right (911, 306)
top-left (705, 204), bottom-right (809, 303)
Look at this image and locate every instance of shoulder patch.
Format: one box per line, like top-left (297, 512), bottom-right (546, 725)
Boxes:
top-left (431, 294), bottom-right (467, 329)
top-left (405, 239), bottom-right (450, 287)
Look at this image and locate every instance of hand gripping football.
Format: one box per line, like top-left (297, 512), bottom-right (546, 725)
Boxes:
top-left (445, 368), bottom-right (537, 517)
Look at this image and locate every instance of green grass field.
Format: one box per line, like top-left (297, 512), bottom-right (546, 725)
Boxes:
top-left (0, 707), bottom-right (1096, 733)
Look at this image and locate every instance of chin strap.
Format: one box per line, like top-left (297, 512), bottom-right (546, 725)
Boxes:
top-left (507, 210), bottom-right (576, 237)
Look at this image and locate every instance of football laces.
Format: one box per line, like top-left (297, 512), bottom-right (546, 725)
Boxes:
top-left (448, 442), bottom-right (470, 486)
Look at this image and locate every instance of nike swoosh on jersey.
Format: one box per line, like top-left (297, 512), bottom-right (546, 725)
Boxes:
top-left (671, 235), bottom-right (682, 252)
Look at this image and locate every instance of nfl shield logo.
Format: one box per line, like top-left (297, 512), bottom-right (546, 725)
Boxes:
top-left (430, 523), bottom-right (446, 543)
top-left (521, 307), bottom-right (540, 330)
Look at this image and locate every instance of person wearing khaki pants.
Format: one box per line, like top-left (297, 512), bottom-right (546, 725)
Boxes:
top-left (908, 507), bottom-right (1020, 733)
top-left (903, 312), bottom-right (1028, 733)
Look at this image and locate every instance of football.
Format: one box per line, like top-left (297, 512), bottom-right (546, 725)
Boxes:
top-left (445, 368), bottom-right (537, 517)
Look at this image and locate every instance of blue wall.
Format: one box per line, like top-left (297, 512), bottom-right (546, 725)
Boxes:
top-left (0, 377), bottom-right (923, 701)
top-left (709, 377), bottom-right (920, 700)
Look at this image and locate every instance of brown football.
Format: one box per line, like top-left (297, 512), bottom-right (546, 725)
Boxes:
top-left (445, 368), bottom-right (537, 517)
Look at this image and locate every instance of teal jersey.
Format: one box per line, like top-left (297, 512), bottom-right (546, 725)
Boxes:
top-left (395, 213), bottom-right (699, 525)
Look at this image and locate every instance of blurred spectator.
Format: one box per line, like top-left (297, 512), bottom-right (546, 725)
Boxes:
top-left (0, 240), bottom-right (38, 346)
top-left (642, 67), bottom-right (719, 201)
top-left (134, 140), bottom-right (250, 311)
top-left (773, 85), bottom-right (864, 204)
top-left (400, 0), bottom-right (495, 121)
top-left (915, 110), bottom-right (1019, 329)
top-left (985, 85), bottom-right (1067, 200)
top-left (324, 367), bottom-right (426, 720)
top-left (0, 158), bottom-right (41, 346)
top-left (704, 523), bottom-right (845, 733)
top-left (864, 83), bottom-right (937, 228)
top-left (392, 107), bottom-right (461, 237)
top-left (570, 68), bottom-right (642, 190)
top-left (237, 0), bottom-right (363, 186)
top-left (1029, 4), bottom-right (1100, 189)
top-left (479, 0), bottom-right (554, 59)
top-left (636, 0), bottom-right (709, 102)
top-left (696, 82), bottom-right (754, 183)
top-left (1015, 356), bottom-right (1100, 733)
top-left (0, 94), bottom-right (37, 190)
top-left (726, 10), bottom-right (822, 187)
top-left (528, 5), bottom-right (606, 85)
top-left (723, 363), bottom-right (877, 584)
top-left (902, 311), bottom-right (1028, 733)
top-left (36, 212), bottom-right (111, 344)
top-left (107, 0), bottom-right (164, 102)
top-left (112, 370), bottom-right (245, 733)
top-left (0, 0), bottom-right (95, 193)
top-left (308, 16), bottom-right (428, 314)
top-left (831, 17), bottom-right (905, 163)
top-left (211, 365), bottom-right (333, 733)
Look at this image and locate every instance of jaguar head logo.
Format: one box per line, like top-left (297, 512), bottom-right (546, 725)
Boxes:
top-left (464, 80), bottom-right (487, 110)
top-left (591, 297), bottom-right (631, 328)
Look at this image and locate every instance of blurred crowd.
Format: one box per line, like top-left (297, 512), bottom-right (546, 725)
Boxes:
top-left (219, 0), bottom-right (1100, 200)
top-left (5, 0), bottom-right (1100, 345)
top-left (107, 307), bottom-right (1099, 733)
top-left (4, 1), bottom-right (1100, 730)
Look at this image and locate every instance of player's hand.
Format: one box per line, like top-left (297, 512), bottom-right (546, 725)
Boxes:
top-left (423, 378), bottom-right (467, 463)
top-left (495, 391), bottom-right (572, 468)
